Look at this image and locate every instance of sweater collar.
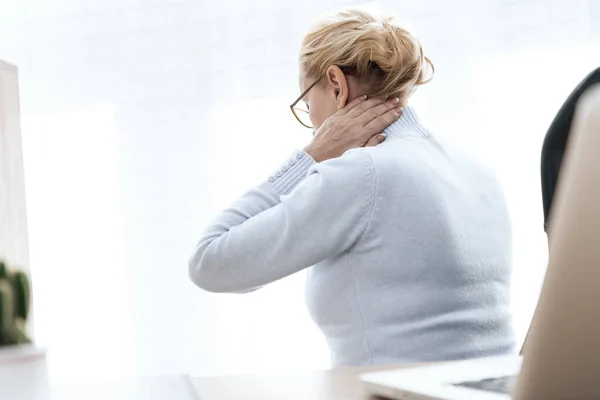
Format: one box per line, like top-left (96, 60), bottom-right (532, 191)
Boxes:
top-left (384, 107), bottom-right (431, 139)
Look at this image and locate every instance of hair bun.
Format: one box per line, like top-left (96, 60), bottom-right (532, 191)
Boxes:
top-left (369, 16), bottom-right (434, 87)
top-left (301, 9), bottom-right (434, 102)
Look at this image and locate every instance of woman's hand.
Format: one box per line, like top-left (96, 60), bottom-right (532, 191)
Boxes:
top-left (304, 96), bottom-right (402, 163)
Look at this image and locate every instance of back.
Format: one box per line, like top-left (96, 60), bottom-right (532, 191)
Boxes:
top-left (305, 109), bottom-right (515, 366)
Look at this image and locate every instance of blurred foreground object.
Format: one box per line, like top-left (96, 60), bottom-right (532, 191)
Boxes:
top-left (0, 260), bottom-right (31, 345)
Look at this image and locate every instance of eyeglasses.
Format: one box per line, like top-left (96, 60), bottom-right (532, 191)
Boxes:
top-left (290, 77), bottom-right (322, 129)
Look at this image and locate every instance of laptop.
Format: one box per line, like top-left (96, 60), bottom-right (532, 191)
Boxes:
top-left (361, 85), bottom-right (600, 400)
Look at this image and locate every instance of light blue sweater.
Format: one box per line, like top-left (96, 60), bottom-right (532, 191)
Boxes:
top-left (189, 107), bottom-right (515, 366)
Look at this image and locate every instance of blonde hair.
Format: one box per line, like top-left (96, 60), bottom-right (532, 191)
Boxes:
top-left (300, 9), bottom-right (434, 102)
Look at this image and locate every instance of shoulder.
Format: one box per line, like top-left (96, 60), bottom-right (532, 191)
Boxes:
top-left (359, 139), bottom-right (432, 179)
top-left (289, 149), bottom-right (377, 205)
top-left (309, 148), bottom-right (375, 184)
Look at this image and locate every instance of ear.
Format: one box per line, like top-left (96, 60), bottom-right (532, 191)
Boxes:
top-left (325, 65), bottom-right (350, 110)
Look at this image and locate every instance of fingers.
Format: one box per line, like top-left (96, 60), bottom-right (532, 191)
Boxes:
top-left (337, 94), bottom-right (368, 116)
top-left (364, 133), bottom-right (387, 147)
top-left (359, 97), bottom-right (400, 124)
top-left (364, 104), bottom-right (403, 133)
top-left (345, 97), bottom-right (388, 118)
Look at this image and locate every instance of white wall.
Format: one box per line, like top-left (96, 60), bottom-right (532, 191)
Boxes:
top-left (0, 0), bottom-right (598, 385)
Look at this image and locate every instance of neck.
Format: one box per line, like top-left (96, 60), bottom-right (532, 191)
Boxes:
top-left (384, 107), bottom-right (430, 138)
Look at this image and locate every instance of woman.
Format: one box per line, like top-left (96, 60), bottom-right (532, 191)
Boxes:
top-left (189, 9), bottom-right (515, 366)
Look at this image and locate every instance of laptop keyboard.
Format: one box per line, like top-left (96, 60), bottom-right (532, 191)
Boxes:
top-left (454, 375), bottom-right (517, 394)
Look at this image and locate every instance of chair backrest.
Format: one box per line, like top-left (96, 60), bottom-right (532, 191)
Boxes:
top-left (516, 84), bottom-right (600, 400)
top-left (521, 67), bottom-right (600, 355)
top-left (541, 67), bottom-right (600, 231)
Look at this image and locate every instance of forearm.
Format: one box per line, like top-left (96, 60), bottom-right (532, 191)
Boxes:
top-left (189, 151), bottom-right (316, 292)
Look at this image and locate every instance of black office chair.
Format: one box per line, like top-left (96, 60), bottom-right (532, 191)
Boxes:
top-left (541, 67), bottom-right (600, 231)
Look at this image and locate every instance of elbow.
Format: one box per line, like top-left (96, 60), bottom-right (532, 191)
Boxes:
top-left (188, 241), bottom-right (260, 294)
top-left (189, 245), bottom-right (255, 293)
top-left (188, 249), bottom-right (229, 293)
top-left (188, 267), bottom-right (220, 293)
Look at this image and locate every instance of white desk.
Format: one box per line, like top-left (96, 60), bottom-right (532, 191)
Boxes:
top-left (0, 347), bottom-right (415, 400)
top-left (0, 353), bottom-right (199, 400)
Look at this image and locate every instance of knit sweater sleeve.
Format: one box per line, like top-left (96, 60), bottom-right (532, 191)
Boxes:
top-left (189, 149), bottom-right (376, 293)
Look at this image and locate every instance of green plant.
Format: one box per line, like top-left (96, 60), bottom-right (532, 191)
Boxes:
top-left (0, 260), bottom-right (31, 346)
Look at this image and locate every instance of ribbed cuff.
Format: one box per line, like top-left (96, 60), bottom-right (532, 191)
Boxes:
top-left (268, 150), bottom-right (316, 195)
